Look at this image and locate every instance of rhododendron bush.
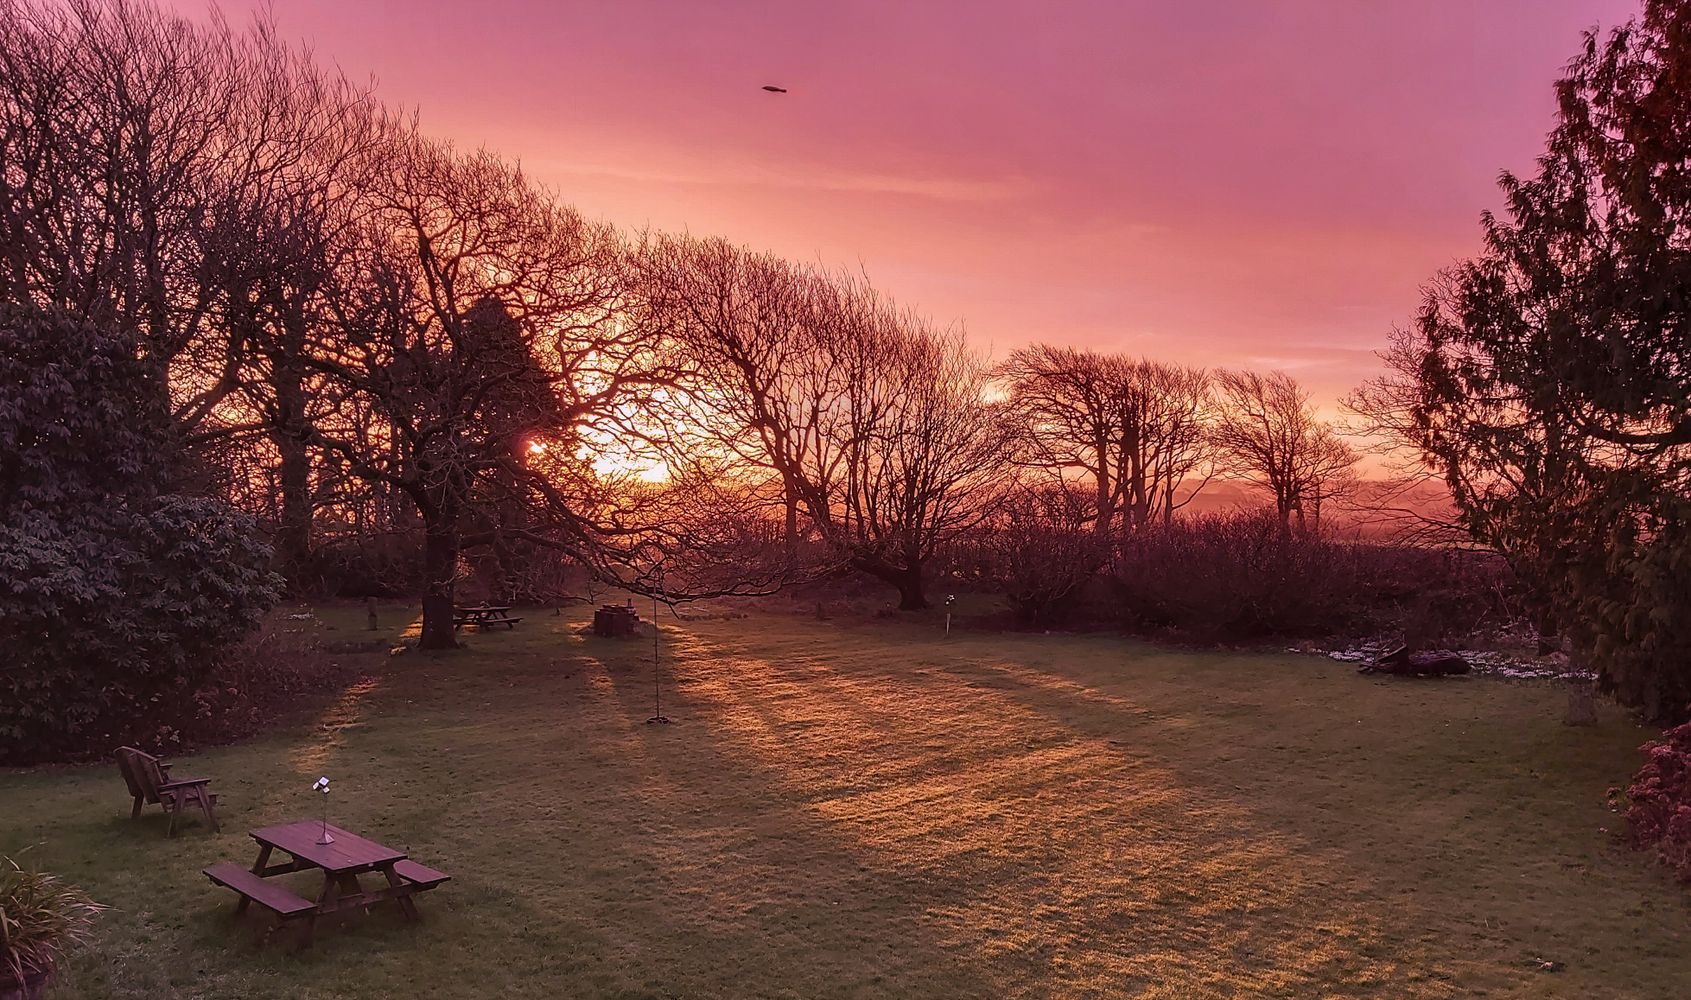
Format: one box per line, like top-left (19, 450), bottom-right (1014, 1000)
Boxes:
top-left (1626, 720), bottom-right (1691, 881)
top-left (0, 305), bottom-right (281, 763)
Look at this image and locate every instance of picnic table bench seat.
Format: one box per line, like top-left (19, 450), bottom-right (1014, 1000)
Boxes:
top-left (202, 863), bottom-right (315, 918)
top-left (392, 859), bottom-right (451, 890)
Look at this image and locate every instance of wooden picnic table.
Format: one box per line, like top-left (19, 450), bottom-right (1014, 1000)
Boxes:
top-left (203, 820), bottom-right (449, 947)
top-left (453, 604), bottom-right (523, 630)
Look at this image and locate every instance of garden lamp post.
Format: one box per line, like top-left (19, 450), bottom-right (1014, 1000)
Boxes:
top-left (313, 776), bottom-right (334, 844)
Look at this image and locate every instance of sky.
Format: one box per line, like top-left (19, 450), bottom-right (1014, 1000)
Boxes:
top-left (178, 0), bottom-right (1639, 409)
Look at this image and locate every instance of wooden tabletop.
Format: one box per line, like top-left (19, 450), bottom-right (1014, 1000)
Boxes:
top-left (250, 821), bottom-right (407, 874)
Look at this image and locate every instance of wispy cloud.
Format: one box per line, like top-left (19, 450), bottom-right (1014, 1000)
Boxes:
top-left (533, 156), bottom-right (1033, 203)
top-left (1244, 355), bottom-right (1331, 371)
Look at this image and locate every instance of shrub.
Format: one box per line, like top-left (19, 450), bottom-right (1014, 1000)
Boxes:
top-left (461, 538), bottom-right (582, 605)
top-left (299, 531), bottom-right (426, 598)
top-left (1625, 720), bottom-right (1691, 881)
top-left (0, 305), bottom-right (282, 763)
top-left (1109, 511), bottom-right (1361, 640)
top-left (973, 487), bottom-right (1111, 628)
top-left (145, 607), bottom-right (359, 753)
top-left (1344, 544), bottom-right (1520, 646)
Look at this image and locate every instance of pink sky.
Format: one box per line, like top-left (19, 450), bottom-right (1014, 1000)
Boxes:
top-left (185, 0), bottom-right (1638, 407)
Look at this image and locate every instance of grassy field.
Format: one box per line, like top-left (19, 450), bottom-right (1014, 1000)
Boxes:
top-left (3, 602), bottom-right (1689, 999)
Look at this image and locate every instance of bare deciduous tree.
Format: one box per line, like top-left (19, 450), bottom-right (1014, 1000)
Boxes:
top-left (0, 0), bottom-right (389, 582)
top-left (833, 316), bottom-right (1007, 608)
top-left (998, 345), bottom-right (1212, 533)
top-left (302, 128), bottom-right (647, 647)
top-left (632, 234), bottom-right (1007, 608)
top-left (1211, 369), bottom-right (1357, 530)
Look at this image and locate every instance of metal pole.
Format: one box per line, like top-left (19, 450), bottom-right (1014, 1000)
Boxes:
top-left (647, 568), bottom-right (671, 724)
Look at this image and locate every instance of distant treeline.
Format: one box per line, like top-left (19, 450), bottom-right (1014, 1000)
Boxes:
top-left (0, 0), bottom-right (1362, 640)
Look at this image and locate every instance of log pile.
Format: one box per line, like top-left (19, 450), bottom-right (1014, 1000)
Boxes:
top-left (1359, 644), bottom-right (1472, 677)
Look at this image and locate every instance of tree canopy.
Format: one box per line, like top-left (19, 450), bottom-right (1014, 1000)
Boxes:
top-left (1367, 0), bottom-right (1691, 722)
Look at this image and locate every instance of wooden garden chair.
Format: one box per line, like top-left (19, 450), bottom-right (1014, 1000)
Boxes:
top-left (115, 746), bottom-right (221, 836)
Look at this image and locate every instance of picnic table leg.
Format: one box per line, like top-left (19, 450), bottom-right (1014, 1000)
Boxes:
top-left (253, 910), bottom-right (286, 950)
top-left (316, 872), bottom-right (340, 911)
top-left (299, 873), bottom-right (340, 951)
top-left (237, 844), bottom-right (273, 916)
top-left (381, 865), bottom-right (421, 921)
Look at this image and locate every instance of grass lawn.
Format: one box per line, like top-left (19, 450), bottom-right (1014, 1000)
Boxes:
top-left (4, 602), bottom-right (1689, 999)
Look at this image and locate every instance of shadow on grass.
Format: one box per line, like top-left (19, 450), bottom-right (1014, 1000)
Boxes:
top-left (666, 622), bottom-right (1470, 996)
top-left (578, 631), bottom-right (1006, 996)
top-left (21, 605), bottom-right (1688, 999)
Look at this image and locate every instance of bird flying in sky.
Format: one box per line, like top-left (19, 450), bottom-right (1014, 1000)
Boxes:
top-left (761, 85), bottom-right (787, 93)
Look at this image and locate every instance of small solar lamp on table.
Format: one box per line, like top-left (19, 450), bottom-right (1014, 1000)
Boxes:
top-left (312, 776), bottom-right (335, 845)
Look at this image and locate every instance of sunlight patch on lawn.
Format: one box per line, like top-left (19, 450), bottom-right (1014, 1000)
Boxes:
top-left (399, 613), bottom-right (424, 641)
top-left (669, 630), bottom-right (1421, 997)
top-left (291, 676), bottom-right (384, 775)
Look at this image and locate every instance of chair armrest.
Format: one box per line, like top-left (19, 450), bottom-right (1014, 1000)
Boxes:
top-left (159, 777), bottom-right (211, 790)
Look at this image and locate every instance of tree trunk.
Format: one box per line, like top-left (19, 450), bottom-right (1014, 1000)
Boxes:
top-left (1093, 445), bottom-right (1112, 534)
top-left (419, 519), bottom-right (460, 650)
top-left (275, 429), bottom-right (312, 586)
top-left (851, 553), bottom-right (930, 611)
top-left (1536, 609), bottom-right (1560, 656)
top-left (897, 571), bottom-right (928, 611)
top-left (272, 370), bottom-right (312, 589)
top-left (491, 531), bottom-right (516, 605)
top-left (897, 541), bottom-right (930, 611)
top-left (1564, 675), bottom-right (1598, 726)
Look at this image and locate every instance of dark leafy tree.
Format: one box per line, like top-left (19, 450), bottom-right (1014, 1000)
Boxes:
top-left (0, 304), bottom-right (280, 762)
top-left (1377, 1), bottom-right (1691, 723)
